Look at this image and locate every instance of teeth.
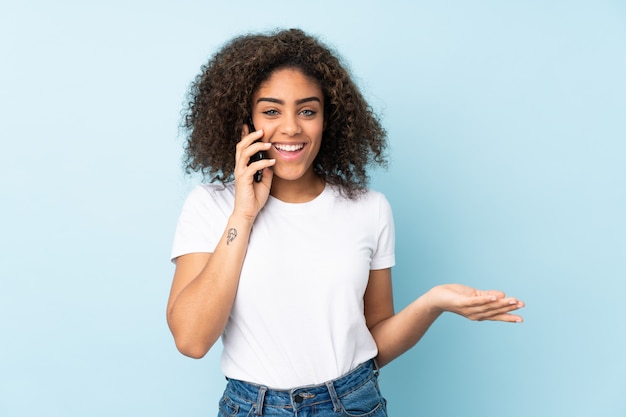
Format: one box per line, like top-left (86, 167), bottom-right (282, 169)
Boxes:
top-left (274, 143), bottom-right (304, 152)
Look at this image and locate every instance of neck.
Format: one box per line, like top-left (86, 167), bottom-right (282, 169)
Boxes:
top-left (270, 173), bottom-right (325, 203)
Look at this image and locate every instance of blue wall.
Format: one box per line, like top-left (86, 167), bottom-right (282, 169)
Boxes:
top-left (1, 1), bottom-right (624, 416)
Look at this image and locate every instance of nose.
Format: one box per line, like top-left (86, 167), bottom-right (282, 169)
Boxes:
top-left (280, 114), bottom-right (301, 136)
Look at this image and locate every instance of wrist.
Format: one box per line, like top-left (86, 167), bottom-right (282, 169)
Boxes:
top-left (228, 212), bottom-right (256, 230)
top-left (422, 286), bottom-right (446, 316)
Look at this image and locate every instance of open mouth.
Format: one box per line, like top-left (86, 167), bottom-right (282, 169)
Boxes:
top-left (273, 143), bottom-right (305, 152)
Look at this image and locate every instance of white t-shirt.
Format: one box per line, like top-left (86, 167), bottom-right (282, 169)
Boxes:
top-left (171, 183), bottom-right (395, 389)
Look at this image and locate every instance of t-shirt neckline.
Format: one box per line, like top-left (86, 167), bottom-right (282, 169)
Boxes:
top-left (266, 183), bottom-right (331, 208)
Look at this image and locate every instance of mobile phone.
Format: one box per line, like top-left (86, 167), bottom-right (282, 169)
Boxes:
top-left (246, 116), bottom-right (265, 182)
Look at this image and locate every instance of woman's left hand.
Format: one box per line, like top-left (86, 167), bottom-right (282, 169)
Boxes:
top-left (426, 284), bottom-right (525, 323)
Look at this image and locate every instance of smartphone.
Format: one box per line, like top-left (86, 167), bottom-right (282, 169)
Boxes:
top-left (246, 116), bottom-right (265, 182)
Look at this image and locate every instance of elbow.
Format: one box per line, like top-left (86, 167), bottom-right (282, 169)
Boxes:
top-left (169, 325), bottom-right (217, 359)
top-left (179, 347), bottom-right (208, 360)
top-left (167, 311), bottom-right (221, 359)
top-left (174, 338), bottom-right (212, 359)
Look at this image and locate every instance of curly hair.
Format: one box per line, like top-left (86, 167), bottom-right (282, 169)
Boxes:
top-left (182, 28), bottom-right (387, 198)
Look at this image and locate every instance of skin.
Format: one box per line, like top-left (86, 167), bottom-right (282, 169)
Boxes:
top-left (249, 68), bottom-right (326, 202)
top-left (166, 68), bottom-right (525, 362)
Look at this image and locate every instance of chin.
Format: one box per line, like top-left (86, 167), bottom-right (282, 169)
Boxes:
top-left (274, 173), bottom-right (306, 182)
top-left (273, 168), bottom-right (310, 182)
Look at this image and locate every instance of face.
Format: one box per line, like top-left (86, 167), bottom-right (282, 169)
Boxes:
top-left (251, 68), bottom-right (324, 184)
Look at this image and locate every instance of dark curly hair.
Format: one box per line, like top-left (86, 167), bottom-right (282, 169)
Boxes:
top-left (182, 28), bottom-right (387, 198)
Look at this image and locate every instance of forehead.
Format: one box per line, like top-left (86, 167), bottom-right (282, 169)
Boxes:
top-left (254, 68), bottom-right (322, 98)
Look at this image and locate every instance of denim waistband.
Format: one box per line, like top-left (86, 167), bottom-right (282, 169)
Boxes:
top-left (224, 359), bottom-right (379, 413)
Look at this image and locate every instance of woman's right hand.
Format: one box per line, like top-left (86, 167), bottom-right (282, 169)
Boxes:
top-left (168, 129), bottom-right (274, 357)
top-left (232, 127), bottom-right (275, 221)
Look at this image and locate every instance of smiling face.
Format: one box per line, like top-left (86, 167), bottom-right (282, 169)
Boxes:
top-left (251, 68), bottom-right (324, 192)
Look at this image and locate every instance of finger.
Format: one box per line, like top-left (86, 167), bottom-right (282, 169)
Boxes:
top-left (461, 297), bottom-right (523, 319)
top-left (479, 311), bottom-right (524, 323)
top-left (247, 157), bottom-right (276, 176)
top-left (258, 163), bottom-right (275, 187)
top-left (470, 299), bottom-right (525, 319)
top-left (236, 129), bottom-right (265, 167)
top-left (235, 138), bottom-right (270, 176)
top-left (245, 140), bottom-right (272, 161)
top-left (240, 121), bottom-right (257, 138)
top-left (464, 295), bottom-right (503, 308)
top-left (237, 129), bottom-right (264, 153)
top-left (480, 289), bottom-right (506, 299)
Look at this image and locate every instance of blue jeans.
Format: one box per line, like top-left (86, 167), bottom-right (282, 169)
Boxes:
top-left (217, 360), bottom-right (388, 417)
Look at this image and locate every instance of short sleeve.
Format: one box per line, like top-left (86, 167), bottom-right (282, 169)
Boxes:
top-left (370, 193), bottom-right (395, 270)
top-left (170, 184), bottom-right (234, 262)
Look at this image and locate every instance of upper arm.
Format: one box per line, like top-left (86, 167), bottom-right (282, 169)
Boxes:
top-left (166, 252), bottom-right (212, 318)
top-left (363, 268), bottom-right (395, 330)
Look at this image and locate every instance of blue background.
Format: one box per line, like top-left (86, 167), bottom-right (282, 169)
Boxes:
top-left (1, 1), bottom-right (625, 416)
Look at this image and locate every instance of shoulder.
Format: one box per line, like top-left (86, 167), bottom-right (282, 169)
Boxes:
top-left (362, 188), bottom-right (393, 219)
top-left (362, 188), bottom-right (389, 203)
top-left (185, 182), bottom-right (235, 203)
top-left (330, 186), bottom-right (391, 208)
top-left (326, 186), bottom-right (393, 222)
top-left (190, 182), bottom-right (234, 197)
top-left (180, 182), bottom-right (235, 217)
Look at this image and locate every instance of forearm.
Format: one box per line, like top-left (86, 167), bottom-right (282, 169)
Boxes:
top-left (369, 283), bottom-right (525, 367)
top-left (370, 288), bottom-right (442, 367)
top-left (167, 214), bottom-right (253, 358)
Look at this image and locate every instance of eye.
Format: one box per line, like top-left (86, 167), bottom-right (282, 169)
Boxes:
top-left (263, 109), bottom-right (279, 116)
top-left (300, 109), bottom-right (317, 117)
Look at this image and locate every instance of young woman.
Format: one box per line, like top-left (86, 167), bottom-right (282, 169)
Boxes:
top-left (167, 28), bottom-right (524, 417)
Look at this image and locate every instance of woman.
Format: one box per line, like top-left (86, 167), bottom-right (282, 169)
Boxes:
top-left (167, 28), bottom-right (524, 416)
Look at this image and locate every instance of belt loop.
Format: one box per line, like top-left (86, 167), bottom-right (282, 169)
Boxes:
top-left (372, 358), bottom-right (380, 377)
top-left (325, 381), bottom-right (341, 413)
top-left (255, 386), bottom-right (267, 416)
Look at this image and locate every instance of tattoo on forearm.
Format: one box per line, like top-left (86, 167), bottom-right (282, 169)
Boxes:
top-left (227, 228), bottom-right (237, 245)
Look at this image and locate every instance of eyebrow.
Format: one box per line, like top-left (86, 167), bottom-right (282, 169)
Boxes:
top-left (256, 96), bottom-right (321, 105)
